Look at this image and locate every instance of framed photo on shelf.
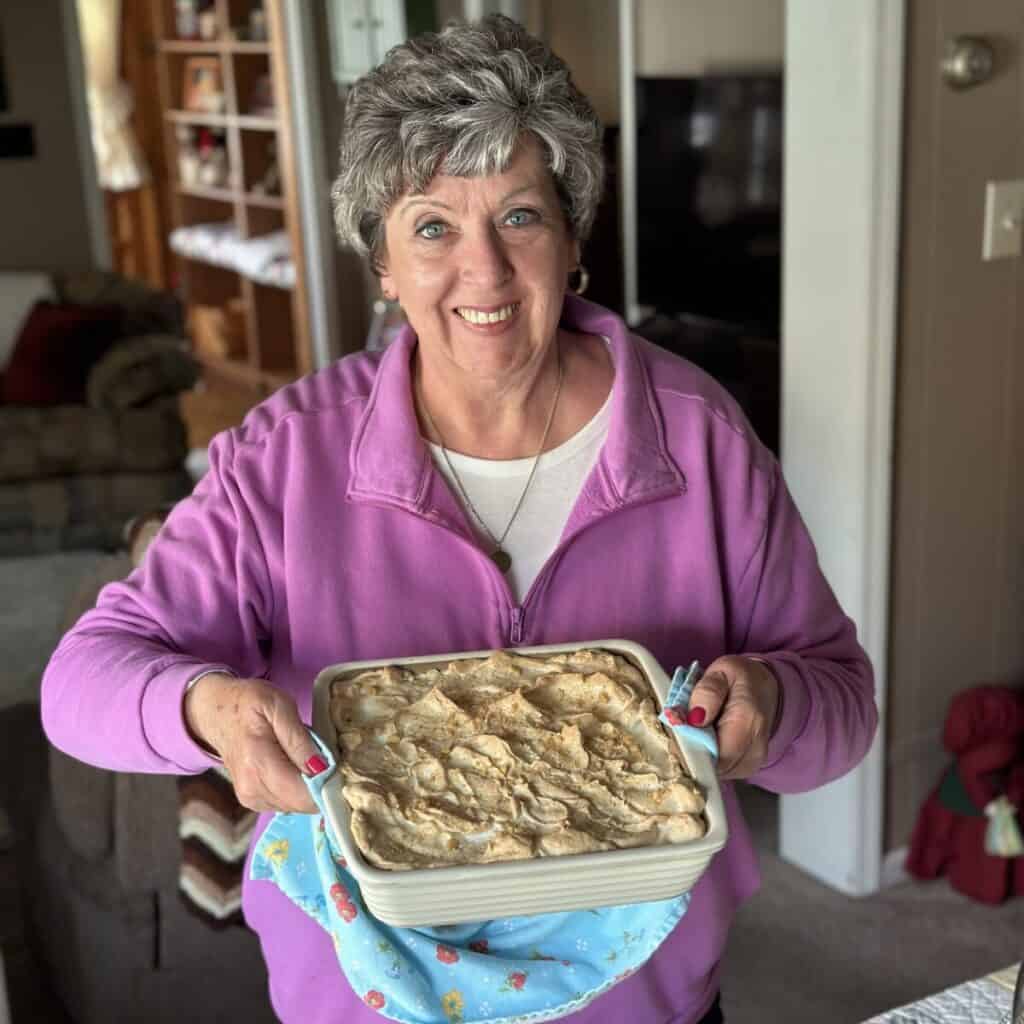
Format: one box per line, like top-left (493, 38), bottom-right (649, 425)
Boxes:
top-left (182, 56), bottom-right (225, 114)
top-left (248, 73), bottom-right (275, 117)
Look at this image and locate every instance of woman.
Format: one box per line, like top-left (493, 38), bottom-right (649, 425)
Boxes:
top-left (42, 15), bottom-right (876, 1024)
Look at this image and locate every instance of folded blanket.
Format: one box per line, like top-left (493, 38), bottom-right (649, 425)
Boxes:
top-left (222, 229), bottom-right (291, 279)
top-left (168, 221), bottom-right (237, 264)
top-left (177, 766), bottom-right (257, 929)
top-left (170, 222), bottom-right (295, 289)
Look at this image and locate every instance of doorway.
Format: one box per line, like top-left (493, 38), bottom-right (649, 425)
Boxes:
top-left (281, 0), bottom-right (901, 893)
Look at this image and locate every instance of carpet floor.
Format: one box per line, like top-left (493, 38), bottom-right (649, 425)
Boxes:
top-left (725, 785), bottom-right (1023, 1022)
top-left (2, 552), bottom-right (1022, 1023)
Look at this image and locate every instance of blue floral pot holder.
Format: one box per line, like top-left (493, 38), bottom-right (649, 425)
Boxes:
top-left (251, 662), bottom-right (717, 1023)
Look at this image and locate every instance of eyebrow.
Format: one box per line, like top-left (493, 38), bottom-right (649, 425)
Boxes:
top-left (399, 197), bottom-right (453, 220)
top-left (397, 182), bottom-right (545, 221)
top-left (498, 183), bottom-right (542, 204)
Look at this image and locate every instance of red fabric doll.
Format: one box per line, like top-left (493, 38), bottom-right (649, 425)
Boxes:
top-left (906, 685), bottom-right (1024, 904)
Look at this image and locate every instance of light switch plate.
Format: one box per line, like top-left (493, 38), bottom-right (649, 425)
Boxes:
top-left (982, 180), bottom-right (1024, 261)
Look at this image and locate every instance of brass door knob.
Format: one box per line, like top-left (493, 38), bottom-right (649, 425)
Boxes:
top-left (941, 36), bottom-right (995, 90)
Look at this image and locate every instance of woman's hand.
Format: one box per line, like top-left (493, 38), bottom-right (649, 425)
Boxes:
top-left (686, 656), bottom-right (781, 780)
top-left (184, 673), bottom-right (320, 813)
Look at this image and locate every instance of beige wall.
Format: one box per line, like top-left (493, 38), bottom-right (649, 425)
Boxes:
top-left (636, 0), bottom-right (783, 77)
top-left (887, 0), bottom-right (1024, 851)
top-left (0, 1), bottom-right (97, 272)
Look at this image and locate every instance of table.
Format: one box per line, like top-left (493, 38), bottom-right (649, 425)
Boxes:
top-left (864, 964), bottom-right (1020, 1023)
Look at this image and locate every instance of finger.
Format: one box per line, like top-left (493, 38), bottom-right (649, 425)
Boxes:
top-left (714, 713), bottom-right (751, 778)
top-left (267, 690), bottom-right (322, 776)
top-left (235, 732), bottom-right (317, 814)
top-left (687, 669), bottom-right (730, 727)
top-left (717, 737), bottom-right (762, 780)
top-left (257, 742), bottom-right (319, 814)
top-left (715, 699), bottom-right (769, 780)
top-left (719, 737), bottom-right (768, 780)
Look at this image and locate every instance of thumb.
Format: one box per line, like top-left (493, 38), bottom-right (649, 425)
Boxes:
top-left (268, 692), bottom-right (325, 778)
top-left (686, 669), bottom-right (730, 727)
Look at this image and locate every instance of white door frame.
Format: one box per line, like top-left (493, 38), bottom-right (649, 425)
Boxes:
top-left (777, 0), bottom-right (903, 895)
top-left (619, 0), bottom-right (905, 895)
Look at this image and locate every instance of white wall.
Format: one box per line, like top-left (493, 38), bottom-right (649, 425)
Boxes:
top-left (0, 1), bottom-right (106, 271)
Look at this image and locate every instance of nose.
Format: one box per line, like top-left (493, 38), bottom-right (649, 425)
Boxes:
top-left (460, 224), bottom-right (513, 288)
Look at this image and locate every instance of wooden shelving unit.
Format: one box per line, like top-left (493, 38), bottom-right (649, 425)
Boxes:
top-left (151, 0), bottom-right (312, 424)
top-left (158, 39), bottom-right (272, 55)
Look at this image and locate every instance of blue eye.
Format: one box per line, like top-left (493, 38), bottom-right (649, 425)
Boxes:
top-left (416, 221), bottom-right (447, 240)
top-left (505, 208), bottom-right (539, 227)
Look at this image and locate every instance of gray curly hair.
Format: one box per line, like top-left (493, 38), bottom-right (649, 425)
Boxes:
top-left (331, 14), bottom-right (605, 269)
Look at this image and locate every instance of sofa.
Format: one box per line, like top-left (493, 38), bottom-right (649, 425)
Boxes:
top-left (1, 531), bottom-right (277, 1023)
top-left (0, 270), bottom-right (198, 556)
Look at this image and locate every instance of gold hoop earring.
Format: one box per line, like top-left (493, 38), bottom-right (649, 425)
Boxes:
top-left (570, 265), bottom-right (589, 296)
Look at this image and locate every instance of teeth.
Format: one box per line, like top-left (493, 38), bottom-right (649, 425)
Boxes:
top-left (456, 303), bottom-right (519, 324)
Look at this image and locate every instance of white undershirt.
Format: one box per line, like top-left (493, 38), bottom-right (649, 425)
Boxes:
top-left (428, 389), bottom-right (612, 603)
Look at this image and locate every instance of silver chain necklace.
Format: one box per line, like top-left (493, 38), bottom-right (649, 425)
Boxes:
top-left (419, 348), bottom-right (563, 575)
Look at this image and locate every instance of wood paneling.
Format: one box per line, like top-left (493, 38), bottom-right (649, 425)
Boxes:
top-left (117, 0), bottom-right (172, 289)
top-left (543, 0), bottom-right (620, 125)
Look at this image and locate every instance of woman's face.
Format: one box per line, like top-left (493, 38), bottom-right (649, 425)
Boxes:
top-left (378, 137), bottom-right (579, 386)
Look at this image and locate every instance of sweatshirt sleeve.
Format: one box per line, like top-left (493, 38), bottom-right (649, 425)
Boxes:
top-left (733, 461), bottom-right (878, 794)
top-left (40, 432), bottom-right (272, 775)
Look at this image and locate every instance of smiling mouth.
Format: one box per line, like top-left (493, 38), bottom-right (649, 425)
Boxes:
top-left (454, 302), bottom-right (520, 325)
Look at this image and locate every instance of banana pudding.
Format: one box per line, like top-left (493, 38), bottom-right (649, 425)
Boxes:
top-left (328, 648), bottom-right (707, 870)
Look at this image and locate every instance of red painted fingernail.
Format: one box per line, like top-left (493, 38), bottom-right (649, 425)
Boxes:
top-left (304, 754), bottom-right (328, 776)
top-left (687, 707), bottom-right (706, 726)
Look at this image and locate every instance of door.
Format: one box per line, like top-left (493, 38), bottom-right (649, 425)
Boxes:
top-left (327, 0), bottom-right (376, 85)
top-left (886, 0), bottom-right (1024, 857)
top-left (368, 0), bottom-right (408, 63)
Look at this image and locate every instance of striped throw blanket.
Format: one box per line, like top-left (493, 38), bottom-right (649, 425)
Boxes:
top-left (177, 765), bottom-right (257, 928)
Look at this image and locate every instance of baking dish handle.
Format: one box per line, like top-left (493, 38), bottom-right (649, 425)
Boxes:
top-left (659, 662), bottom-right (719, 761)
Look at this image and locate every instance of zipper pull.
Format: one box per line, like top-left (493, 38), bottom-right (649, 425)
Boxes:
top-left (510, 607), bottom-right (524, 646)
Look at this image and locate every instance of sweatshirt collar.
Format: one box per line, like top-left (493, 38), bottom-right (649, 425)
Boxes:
top-left (346, 294), bottom-right (686, 529)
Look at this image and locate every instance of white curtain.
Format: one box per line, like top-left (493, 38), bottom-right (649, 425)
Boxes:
top-left (76, 0), bottom-right (149, 191)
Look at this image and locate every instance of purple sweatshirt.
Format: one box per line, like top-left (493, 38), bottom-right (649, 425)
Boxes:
top-left (42, 295), bottom-right (876, 1024)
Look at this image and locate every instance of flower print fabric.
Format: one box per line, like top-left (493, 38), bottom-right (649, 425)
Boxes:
top-left (251, 665), bottom-right (717, 1024)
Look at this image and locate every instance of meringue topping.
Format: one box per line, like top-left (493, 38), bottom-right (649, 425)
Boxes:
top-left (329, 648), bottom-right (707, 871)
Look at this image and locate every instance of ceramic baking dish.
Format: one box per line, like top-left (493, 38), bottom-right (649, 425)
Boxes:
top-left (311, 639), bottom-right (728, 927)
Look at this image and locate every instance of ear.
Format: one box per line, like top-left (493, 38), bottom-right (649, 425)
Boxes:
top-left (569, 237), bottom-right (581, 269)
top-left (375, 255), bottom-right (396, 301)
top-left (370, 231), bottom-right (396, 299)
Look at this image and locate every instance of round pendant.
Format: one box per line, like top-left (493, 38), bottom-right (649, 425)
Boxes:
top-left (491, 548), bottom-right (512, 574)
